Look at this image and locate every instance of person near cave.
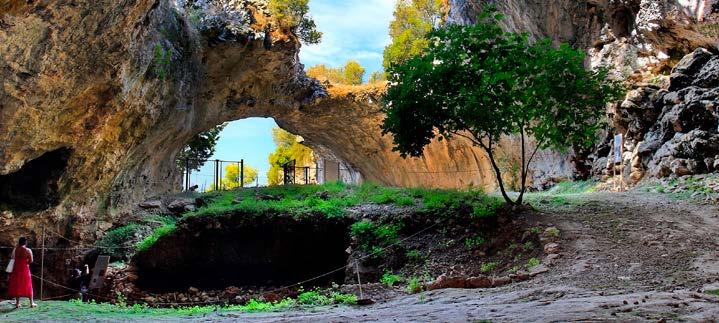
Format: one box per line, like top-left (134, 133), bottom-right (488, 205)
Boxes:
top-left (69, 264), bottom-right (90, 302)
top-left (7, 237), bottom-right (36, 308)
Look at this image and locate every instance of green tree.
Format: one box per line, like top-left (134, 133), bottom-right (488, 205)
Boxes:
top-left (307, 64), bottom-right (345, 83)
top-left (383, 0), bottom-right (444, 69)
top-left (269, 0), bottom-right (322, 44)
top-left (221, 163), bottom-right (258, 189)
top-left (267, 128), bottom-right (315, 185)
top-left (343, 60), bottom-right (366, 85)
top-left (177, 123), bottom-right (226, 172)
top-left (382, 8), bottom-right (624, 205)
top-left (368, 71), bottom-right (386, 83)
top-left (306, 60), bottom-right (368, 85)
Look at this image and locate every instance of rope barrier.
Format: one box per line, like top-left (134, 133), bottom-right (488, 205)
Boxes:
top-left (17, 218), bottom-right (443, 307)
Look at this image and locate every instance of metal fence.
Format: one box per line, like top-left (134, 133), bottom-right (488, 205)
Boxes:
top-left (179, 158), bottom-right (353, 192)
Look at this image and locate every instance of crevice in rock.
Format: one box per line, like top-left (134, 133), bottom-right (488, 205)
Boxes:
top-left (0, 148), bottom-right (72, 211)
top-left (609, 6), bottom-right (636, 39)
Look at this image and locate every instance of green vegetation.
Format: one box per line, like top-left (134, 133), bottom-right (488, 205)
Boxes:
top-left (0, 290), bottom-right (360, 321)
top-left (350, 219), bottom-right (402, 257)
top-left (96, 224), bottom-right (141, 260)
top-left (137, 182), bottom-right (502, 252)
top-left (267, 127), bottom-right (315, 185)
top-left (705, 289), bottom-right (719, 296)
top-left (136, 223), bottom-right (176, 252)
top-left (216, 163), bottom-right (258, 190)
top-left (177, 123), bottom-right (226, 172)
top-left (368, 71), bottom-right (386, 83)
top-left (381, 272), bottom-right (404, 286)
top-left (269, 0), bottom-right (322, 44)
top-left (406, 249), bottom-right (425, 262)
top-left (545, 227), bottom-right (560, 238)
top-left (152, 43), bottom-right (172, 79)
top-left (546, 180), bottom-right (598, 195)
top-left (464, 235), bottom-right (486, 250)
top-left (383, 0), bottom-right (444, 69)
top-left (525, 257), bottom-right (541, 269)
top-left (480, 261), bottom-right (498, 273)
top-left (382, 7), bottom-right (625, 205)
top-left (406, 276), bottom-right (423, 294)
top-left (522, 241), bottom-right (535, 252)
top-left (306, 60), bottom-right (366, 85)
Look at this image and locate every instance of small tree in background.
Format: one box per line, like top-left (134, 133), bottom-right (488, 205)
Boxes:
top-left (368, 71), bottom-right (386, 83)
top-left (221, 163), bottom-right (258, 189)
top-left (267, 127), bottom-right (315, 185)
top-left (177, 123), bottom-right (226, 172)
top-left (343, 60), bottom-right (366, 85)
top-left (269, 0), bottom-right (322, 44)
top-left (383, 0), bottom-right (444, 69)
top-left (382, 8), bottom-right (624, 205)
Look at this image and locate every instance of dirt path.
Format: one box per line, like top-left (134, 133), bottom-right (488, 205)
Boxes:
top-left (217, 191), bottom-right (719, 322)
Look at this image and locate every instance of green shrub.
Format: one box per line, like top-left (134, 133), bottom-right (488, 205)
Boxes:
top-left (381, 272), bottom-right (403, 286)
top-left (545, 227), bottom-right (560, 238)
top-left (331, 292), bottom-right (357, 305)
top-left (97, 224), bottom-right (141, 259)
top-left (480, 261), bottom-right (499, 273)
top-left (406, 276), bottom-right (423, 294)
top-left (350, 219), bottom-right (402, 254)
top-left (522, 241), bottom-right (535, 252)
top-left (526, 257), bottom-right (541, 269)
top-left (297, 289), bottom-right (332, 306)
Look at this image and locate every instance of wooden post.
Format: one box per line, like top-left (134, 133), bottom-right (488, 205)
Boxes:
top-left (240, 160), bottom-right (244, 189)
top-left (355, 261), bottom-right (363, 300)
top-left (40, 225), bottom-right (45, 301)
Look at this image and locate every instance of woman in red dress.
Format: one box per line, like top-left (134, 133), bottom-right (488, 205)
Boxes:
top-left (7, 237), bottom-right (36, 308)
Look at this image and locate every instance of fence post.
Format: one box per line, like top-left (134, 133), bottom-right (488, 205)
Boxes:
top-left (219, 161), bottom-right (223, 190)
top-left (184, 158), bottom-right (190, 191)
top-left (240, 160), bottom-right (244, 189)
top-left (338, 163), bottom-right (342, 183)
top-left (305, 167), bottom-right (309, 185)
top-left (293, 159), bottom-right (296, 185)
top-left (40, 225), bottom-right (45, 301)
top-left (214, 159), bottom-right (219, 191)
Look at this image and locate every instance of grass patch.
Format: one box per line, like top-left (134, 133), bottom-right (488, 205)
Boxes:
top-left (705, 289), bottom-right (719, 296)
top-left (406, 276), bottom-right (423, 294)
top-left (406, 249), bottom-right (425, 262)
top-left (545, 180), bottom-right (597, 195)
top-left (350, 219), bottom-right (402, 257)
top-left (136, 223), bottom-right (176, 252)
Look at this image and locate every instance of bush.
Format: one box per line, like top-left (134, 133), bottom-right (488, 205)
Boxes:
top-left (406, 277), bottom-right (423, 294)
top-left (269, 0), bottom-right (322, 44)
top-left (381, 272), bottom-right (403, 286)
top-left (297, 289), bottom-right (332, 306)
top-left (350, 219), bottom-right (402, 254)
top-left (480, 261), bottom-right (499, 273)
top-left (96, 224), bottom-right (142, 260)
top-left (526, 257), bottom-right (541, 269)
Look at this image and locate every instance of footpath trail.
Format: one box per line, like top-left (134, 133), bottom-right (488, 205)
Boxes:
top-left (222, 191), bottom-right (719, 322)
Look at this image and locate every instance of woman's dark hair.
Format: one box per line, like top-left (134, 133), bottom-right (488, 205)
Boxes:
top-left (18, 237), bottom-right (27, 246)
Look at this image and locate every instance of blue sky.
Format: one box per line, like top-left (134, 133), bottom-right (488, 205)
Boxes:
top-left (190, 0), bottom-right (395, 188)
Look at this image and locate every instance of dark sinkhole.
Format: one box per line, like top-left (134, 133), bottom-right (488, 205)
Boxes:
top-left (134, 214), bottom-right (352, 292)
top-left (0, 148), bottom-right (72, 211)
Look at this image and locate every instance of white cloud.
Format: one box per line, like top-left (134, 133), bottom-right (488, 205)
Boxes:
top-left (299, 0), bottom-right (396, 78)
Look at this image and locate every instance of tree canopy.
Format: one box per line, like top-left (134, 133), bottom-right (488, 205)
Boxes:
top-left (383, 0), bottom-right (444, 69)
top-left (267, 127), bottom-right (315, 185)
top-left (177, 124), bottom-right (226, 172)
top-left (269, 0), bottom-right (322, 44)
top-left (221, 163), bottom-right (258, 189)
top-left (382, 8), bottom-right (625, 205)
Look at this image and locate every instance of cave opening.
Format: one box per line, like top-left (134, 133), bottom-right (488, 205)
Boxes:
top-left (0, 148), bottom-right (72, 211)
top-left (609, 7), bottom-right (636, 38)
top-left (134, 216), bottom-right (352, 292)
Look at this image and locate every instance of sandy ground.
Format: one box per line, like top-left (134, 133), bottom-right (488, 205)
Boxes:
top-left (220, 192), bottom-right (719, 322)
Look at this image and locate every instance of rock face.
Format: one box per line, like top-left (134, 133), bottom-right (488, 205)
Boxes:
top-left (449, 0), bottom-right (718, 77)
top-left (592, 48), bottom-right (719, 182)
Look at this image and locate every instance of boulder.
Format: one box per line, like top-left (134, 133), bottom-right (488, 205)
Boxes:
top-left (167, 198), bottom-right (196, 213)
top-left (544, 243), bottom-right (560, 254)
top-left (138, 200), bottom-right (162, 209)
top-left (466, 276), bottom-right (492, 288)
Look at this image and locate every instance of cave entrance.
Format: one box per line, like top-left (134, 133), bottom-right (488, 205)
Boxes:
top-left (610, 6), bottom-right (636, 38)
top-left (134, 216), bottom-right (352, 292)
top-left (178, 117), bottom-right (348, 192)
top-left (0, 148), bottom-right (72, 211)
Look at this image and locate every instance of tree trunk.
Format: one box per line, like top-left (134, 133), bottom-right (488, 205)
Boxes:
top-left (484, 144), bottom-right (515, 205)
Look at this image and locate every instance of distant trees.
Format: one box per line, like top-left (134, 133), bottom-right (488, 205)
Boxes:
top-left (221, 163), bottom-right (258, 189)
top-left (177, 124), bottom-right (226, 172)
top-left (267, 127), bottom-right (315, 185)
top-left (382, 8), bottom-right (624, 205)
top-left (307, 60), bottom-right (366, 85)
top-left (269, 0), bottom-right (322, 44)
top-left (368, 71), bottom-right (386, 83)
